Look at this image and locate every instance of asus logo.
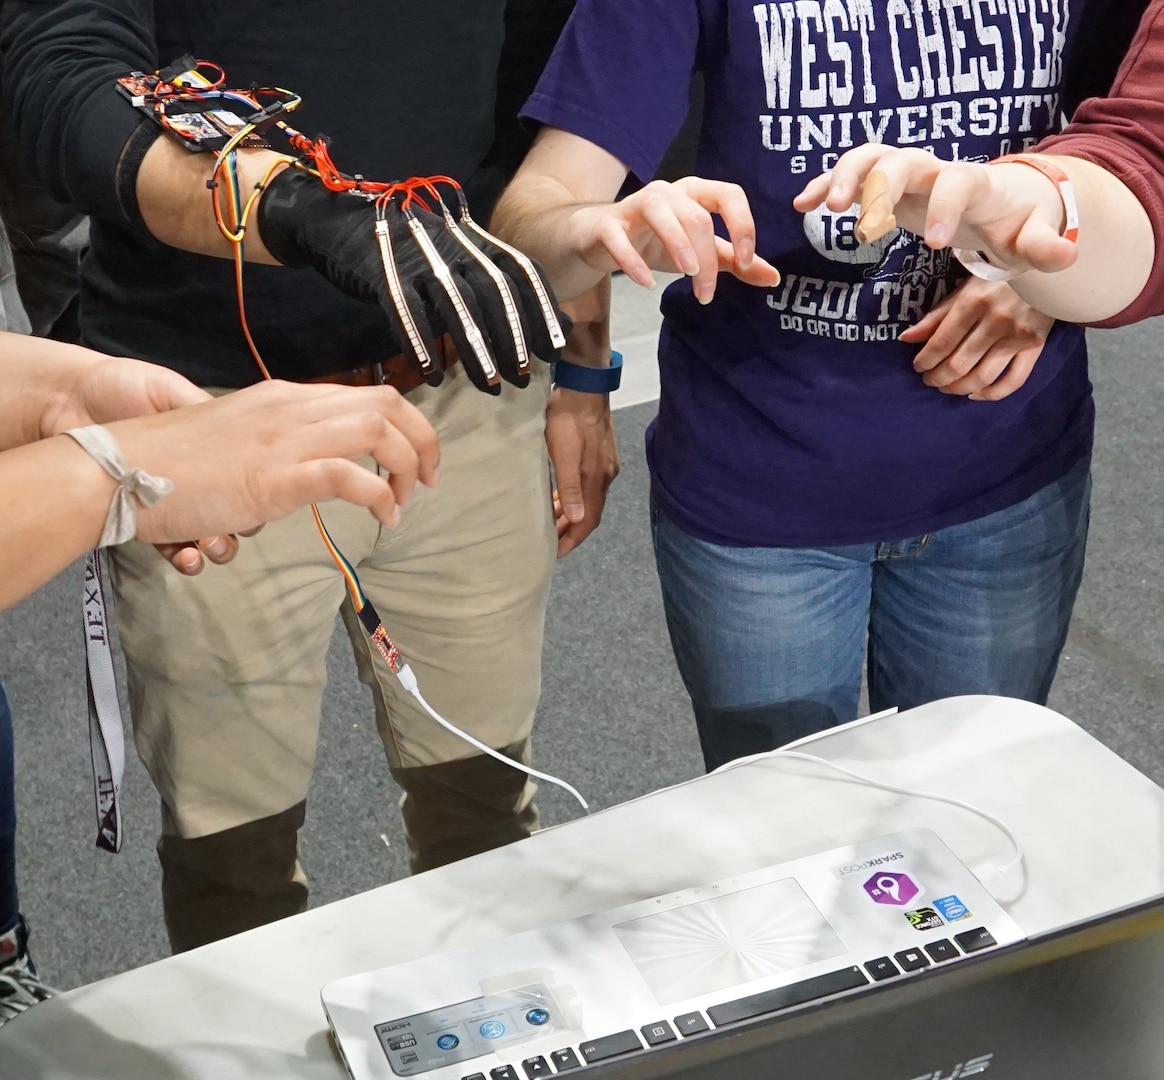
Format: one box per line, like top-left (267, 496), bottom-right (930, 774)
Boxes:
top-left (907, 1053), bottom-right (993, 1080)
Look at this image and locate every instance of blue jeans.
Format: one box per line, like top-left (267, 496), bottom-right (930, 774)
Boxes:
top-left (651, 458), bottom-right (1091, 772)
top-left (0, 675), bottom-right (17, 935)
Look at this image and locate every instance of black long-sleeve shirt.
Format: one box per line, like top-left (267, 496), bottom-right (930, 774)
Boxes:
top-left (0, 0), bottom-right (572, 385)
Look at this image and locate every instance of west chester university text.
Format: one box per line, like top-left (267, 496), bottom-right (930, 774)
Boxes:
top-left (755, 0), bottom-right (1069, 172)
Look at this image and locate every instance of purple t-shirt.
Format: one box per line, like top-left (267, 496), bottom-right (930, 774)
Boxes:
top-left (524, 0), bottom-right (1094, 547)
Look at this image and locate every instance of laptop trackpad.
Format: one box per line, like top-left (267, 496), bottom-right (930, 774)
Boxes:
top-left (613, 878), bottom-right (846, 1005)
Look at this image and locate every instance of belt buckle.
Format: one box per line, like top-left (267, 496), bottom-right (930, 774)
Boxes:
top-left (371, 361), bottom-right (386, 386)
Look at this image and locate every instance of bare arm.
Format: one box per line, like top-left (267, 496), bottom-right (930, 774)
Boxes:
top-left (0, 335), bottom-right (206, 450)
top-left (976, 159), bottom-right (1152, 323)
top-left (492, 128), bottom-right (635, 299)
top-left (0, 436), bottom-right (121, 607)
top-left (0, 333), bottom-right (440, 610)
top-left (493, 126), bottom-right (779, 303)
top-left (135, 138), bottom-right (286, 263)
top-left (796, 148), bottom-right (1154, 325)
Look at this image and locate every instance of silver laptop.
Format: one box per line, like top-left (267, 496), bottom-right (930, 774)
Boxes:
top-left (322, 828), bottom-right (1021, 1080)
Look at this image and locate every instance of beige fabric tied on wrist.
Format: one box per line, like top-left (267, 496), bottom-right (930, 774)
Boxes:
top-left (64, 425), bottom-right (174, 547)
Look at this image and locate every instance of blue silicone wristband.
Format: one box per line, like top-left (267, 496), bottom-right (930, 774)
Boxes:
top-left (552, 351), bottom-right (623, 394)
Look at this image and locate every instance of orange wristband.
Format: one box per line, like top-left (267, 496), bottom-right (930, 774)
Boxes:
top-left (992, 154), bottom-right (1080, 242)
top-left (953, 154), bottom-right (1079, 281)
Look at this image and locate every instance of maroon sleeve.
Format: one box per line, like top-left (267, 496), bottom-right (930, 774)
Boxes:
top-left (1038, 0), bottom-right (1164, 327)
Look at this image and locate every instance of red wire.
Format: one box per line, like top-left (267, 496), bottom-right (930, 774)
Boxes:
top-left (197, 60), bottom-right (227, 88)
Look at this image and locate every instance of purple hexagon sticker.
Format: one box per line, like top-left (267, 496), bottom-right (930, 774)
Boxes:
top-left (863, 872), bottom-right (919, 906)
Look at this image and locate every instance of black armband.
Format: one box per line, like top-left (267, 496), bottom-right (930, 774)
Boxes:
top-left (112, 119), bottom-right (162, 236)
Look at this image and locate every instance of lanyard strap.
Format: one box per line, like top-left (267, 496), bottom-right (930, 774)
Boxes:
top-left (83, 550), bottom-right (125, 853)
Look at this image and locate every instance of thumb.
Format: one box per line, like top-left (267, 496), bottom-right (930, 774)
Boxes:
top-left (154, 368), bottom-right (214, 411)
top-left (552, 447), bottom-right (586, 524)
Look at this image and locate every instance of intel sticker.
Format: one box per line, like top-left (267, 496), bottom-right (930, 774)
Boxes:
top-left (933, 895), bottom-right (971, 922)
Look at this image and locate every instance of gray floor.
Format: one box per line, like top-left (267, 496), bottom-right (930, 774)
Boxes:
top-left (4, 320), bottom-right (1164, 991)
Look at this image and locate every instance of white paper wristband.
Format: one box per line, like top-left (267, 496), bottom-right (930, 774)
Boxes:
top-left (64, 425), bottom-right (174, 547)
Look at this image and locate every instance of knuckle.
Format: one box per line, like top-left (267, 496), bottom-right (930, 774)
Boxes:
top-left (375, 385), bottom-right (404, 409)
top-left (599, 219), bottom-right (626, 245)
top-left (354, 410), bottom-right (389, 442)
top-left (316, 458), bottom-right (350, 488)
top-left (680, 205), bottom-right (713, 231)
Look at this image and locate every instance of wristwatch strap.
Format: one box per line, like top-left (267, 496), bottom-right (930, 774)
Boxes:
top-left (553, 350), bottom-right (623, 393)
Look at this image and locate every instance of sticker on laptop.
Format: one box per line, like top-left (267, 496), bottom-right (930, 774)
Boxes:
top-left (863, 872), bottom-right (920, 906)
top-left (932, 894), bottom-right (973, 922)
top-left (905, 906), bottom-right (945, 931)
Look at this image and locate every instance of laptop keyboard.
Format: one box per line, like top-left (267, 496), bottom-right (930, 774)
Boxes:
top-left (457, 926), bottom-right (998, 1079)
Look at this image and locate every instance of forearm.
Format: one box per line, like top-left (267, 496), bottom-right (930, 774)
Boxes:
top-left (0, 334), bottom-right (104, 450)
top-left (136, 137), bottom-right (286, 263)
top-left (1005, 158), bottom-right (1154, 324)
top-left (492, 128), bottom-right (632, 301)
top-left (559, 276), bottom-right (612, 366)
top-left (2, 1), bottom-right (287, 263)
top-left (492, 175), bottom-right (615, 301)
top-left (0, 436), bottom-right (115, 608)
top-left (1029, 1), bottom-right (1164, 324)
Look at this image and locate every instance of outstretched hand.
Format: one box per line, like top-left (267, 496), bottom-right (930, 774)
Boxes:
top-left (794, 145), bottom-right (1077, 277)
top-left (564, 177), bottom-right (781, 304)
top-left (108, 380), bottom-right (440, 545)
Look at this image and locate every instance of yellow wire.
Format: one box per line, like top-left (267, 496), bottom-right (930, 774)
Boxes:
top-left (217, 144), bottom-right (367, 612)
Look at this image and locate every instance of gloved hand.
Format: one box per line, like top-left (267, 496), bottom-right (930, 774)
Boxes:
top-left (256, 167), bottom-right (566, 393)
top-left (444, 193), bottom-right (568, 378)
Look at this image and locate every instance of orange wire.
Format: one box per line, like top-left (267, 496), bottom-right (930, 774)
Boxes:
top-left (221, 152), bottom-right (367, 607)
top-left (191, 64), bottom-right (466, 611)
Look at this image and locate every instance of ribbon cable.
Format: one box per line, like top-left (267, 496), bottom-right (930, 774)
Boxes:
top-left (82, 550), bottom-right (125, 852)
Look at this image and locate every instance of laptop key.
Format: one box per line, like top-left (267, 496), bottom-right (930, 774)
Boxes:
top-left (707, 966), bottom-right (869, 1026)
top-left (547, 1047), bottom-right (579, 1070)
top-left (522, 1056), bottom-right (552, 1079)
top-left (641, 1021), bottom-right (677, 1046)
top-left (894, 947), bottom-right (930, 972)
top-left (674, 1011), bottom-right (710, 1036)
top-left (864, 956), bottom-right (900, 981)
top-left (491, 1068), bottom-right (519, 1080)
top-left (925, 938), bottom-right (959, 963)
top-left (462, 1075), bottom-right (486, 1080)
top-left (580, 1030), bottom-right (644, 1064)
top-left (550, 1048), bottom-right (581, 1071)
top-left (954, 927), bottom-right (998, 953)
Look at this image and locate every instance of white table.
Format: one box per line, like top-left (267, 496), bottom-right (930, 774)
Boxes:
top-left (3, 696), bottom-right (1163, 1080)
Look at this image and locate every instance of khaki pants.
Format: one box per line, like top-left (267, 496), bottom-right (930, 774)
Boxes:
top-left (109, 362), bottom-right (556, 951)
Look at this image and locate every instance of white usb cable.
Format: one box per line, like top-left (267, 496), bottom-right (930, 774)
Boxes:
top-left (394, 664), bottom-right (590, 812)
top-left (712, 737), bottom-right (1025, 890)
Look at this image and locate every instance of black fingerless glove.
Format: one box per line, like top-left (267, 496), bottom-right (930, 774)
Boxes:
top-left (256, 168), bottom-right (566, 393)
